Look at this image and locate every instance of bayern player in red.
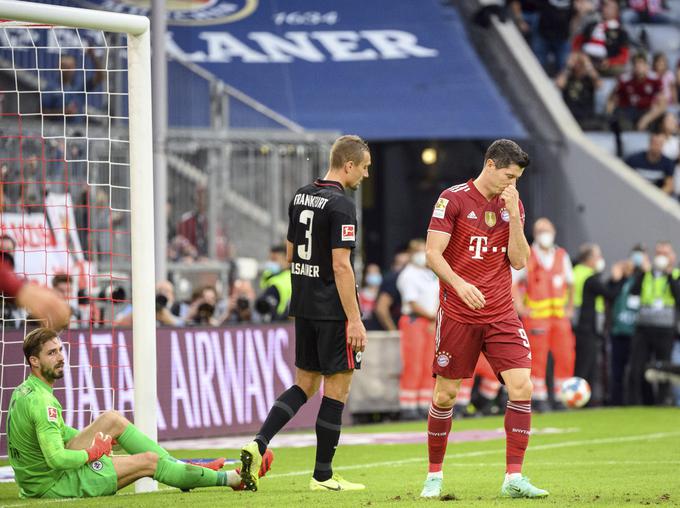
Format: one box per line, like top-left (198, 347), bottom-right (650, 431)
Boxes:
top-left (0, 259), bottom-right (70, 330)
top-left (420, 139), bottom-right (548, 499)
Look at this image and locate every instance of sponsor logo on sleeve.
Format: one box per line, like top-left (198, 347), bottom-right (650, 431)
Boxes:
top-left (47, 407), bottom-right (58, 422)
top-left (432, 198), bottom-right (448, 219)
top-left (341, 225), bottom-right (356, 241)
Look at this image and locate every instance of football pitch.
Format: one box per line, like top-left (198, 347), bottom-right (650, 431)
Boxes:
top-left (0, 408), bottom-right (678, 507)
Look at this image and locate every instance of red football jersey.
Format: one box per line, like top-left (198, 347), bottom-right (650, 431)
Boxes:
top-left (615, 73), bottom-right (662, 110)
top-left (0, 259), bottom-right (23, 298)
top-left (428, 179), bottom-right (525, 324)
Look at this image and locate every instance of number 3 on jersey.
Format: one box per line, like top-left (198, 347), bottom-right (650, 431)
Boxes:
top-left (298, 210), bottom-right (314, 260)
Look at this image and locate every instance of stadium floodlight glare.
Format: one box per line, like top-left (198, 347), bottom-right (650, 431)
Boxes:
top-left (0, 0), bottom-right (156, 493)
top-left (422, 147), bottom-right (437, 165)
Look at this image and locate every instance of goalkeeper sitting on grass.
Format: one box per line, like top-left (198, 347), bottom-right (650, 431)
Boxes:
top-left (8, 327), bottom-right (273, 498)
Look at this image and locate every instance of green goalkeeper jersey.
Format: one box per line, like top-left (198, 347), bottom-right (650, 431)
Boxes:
top-left (7, 375), bottom-right (87, 498)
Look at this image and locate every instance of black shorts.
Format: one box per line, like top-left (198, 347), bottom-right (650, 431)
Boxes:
top-left (295, 317), bottom-right (362, 375)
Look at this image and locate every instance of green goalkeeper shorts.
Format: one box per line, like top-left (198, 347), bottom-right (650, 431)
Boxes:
top-left (42, 455), bottom-right (117, 498)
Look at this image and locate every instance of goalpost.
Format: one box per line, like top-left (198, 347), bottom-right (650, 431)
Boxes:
top-left (0, 0), bottom-right (157, 493)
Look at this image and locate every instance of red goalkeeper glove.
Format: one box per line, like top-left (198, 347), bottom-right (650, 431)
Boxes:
top-left (86, 432), bottom-right (112, 462)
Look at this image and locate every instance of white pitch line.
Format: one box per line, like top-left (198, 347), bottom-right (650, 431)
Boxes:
top-left (392, 460), bottom-right (680, 467)
top-left (266, 431), bottom-right (680, 479)
top-left (3, 431), bottom-right (679, 506)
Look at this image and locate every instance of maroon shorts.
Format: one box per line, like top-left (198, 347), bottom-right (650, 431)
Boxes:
top-left (433, 309), bottom-right (531, 383)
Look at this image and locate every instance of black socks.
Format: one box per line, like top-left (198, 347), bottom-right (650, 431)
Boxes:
top-left (255, 384), bottom-right (308, 455)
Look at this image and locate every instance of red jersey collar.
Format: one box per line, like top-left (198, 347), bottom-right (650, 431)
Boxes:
top-left (314, 179), bottom-right (344, 191)
top-left (466, 178), bottom-right (497, 206)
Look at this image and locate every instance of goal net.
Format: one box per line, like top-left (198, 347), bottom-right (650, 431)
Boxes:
top-left (0, 1), bottom-right (155, 485)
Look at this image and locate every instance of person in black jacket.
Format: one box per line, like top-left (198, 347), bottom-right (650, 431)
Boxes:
top-left (627, 241), bottom-right (680, 405)
top-left (573, 244), bottom-right (625, 404)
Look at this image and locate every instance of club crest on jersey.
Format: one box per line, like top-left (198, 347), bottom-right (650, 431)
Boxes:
top-left (436, 351), bottom-right (451, 367)
top-left (432, 198), bottom-right (448, 219)
top-left (500, 208), bottom-right (510, 222)
top-left (90, 460), bottom-right (103, 472)
top-left (484, 211), bottom-right (496, 227)
top-left (47, 407), bottom-right (58, 422)
top-left (341, 225), bottom-right (355, 241)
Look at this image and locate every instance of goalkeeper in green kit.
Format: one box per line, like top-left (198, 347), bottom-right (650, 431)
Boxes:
top-left (8, 328), bottom-right (274, 498)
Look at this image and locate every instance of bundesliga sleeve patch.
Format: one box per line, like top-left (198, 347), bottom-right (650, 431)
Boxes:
top-left (47, 406), bottom-right (58, 422)
top-left (432, 198), bottom-right (448, 219)
top-left (341, 225), bottom-right (356, 241)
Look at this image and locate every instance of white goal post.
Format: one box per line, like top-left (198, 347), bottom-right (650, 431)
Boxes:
top-left (0, 0), bottom-right (157, 493)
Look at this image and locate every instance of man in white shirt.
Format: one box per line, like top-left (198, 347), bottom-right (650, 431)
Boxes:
top-left (396, 239), bottom-right (440, 419)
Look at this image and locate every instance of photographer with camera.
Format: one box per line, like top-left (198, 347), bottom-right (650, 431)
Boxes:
top-left (155, 280), bottom-right (184, 327)
top-left (214, 279), bottom-right (257, 324)
top-left (183, 285), bottom-right (221, 326)
top-left (256, 245), bottom-right (292, 322)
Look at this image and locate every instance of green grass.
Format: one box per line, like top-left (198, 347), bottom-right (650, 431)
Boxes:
top-left (1, 408), bottom-right (679, 507)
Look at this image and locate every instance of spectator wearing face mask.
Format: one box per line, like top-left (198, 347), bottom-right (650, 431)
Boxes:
top-left (396, 239), bottom-right (440, 420)
top-left (256, 245), bottom-right (292, 321)
top-left (512, 218), bottom-right (575, 411)
top-left (608, 244), bottom-right (648, 405)
top-left (370, 249), bottom-right (410, 332)
top-left (572, 243), bottom-right (626, 403)
top-left (628, 241), bottom-right (680, 405)
top-left (359, 263), bottom-right (382, 323)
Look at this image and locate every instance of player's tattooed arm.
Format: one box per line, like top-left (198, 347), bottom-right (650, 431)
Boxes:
top-left (426, 231), bottom-right (485, 310)
top-left (501, 186), bottom-right (530, 270)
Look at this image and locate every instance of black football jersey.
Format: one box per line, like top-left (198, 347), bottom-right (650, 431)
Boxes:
top-left (287, 179), bottom-right (357, 320)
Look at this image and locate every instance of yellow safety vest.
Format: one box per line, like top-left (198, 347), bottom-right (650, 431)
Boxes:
top-left (573, 264), bottom-right (605, 314)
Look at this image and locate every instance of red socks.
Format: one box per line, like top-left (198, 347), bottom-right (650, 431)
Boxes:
top-left (427, 404), bottom-right (453, 473)
top-left (426, 399), bottom-right (531, 475)
top-left (505, 400), bottom-right (531, 474)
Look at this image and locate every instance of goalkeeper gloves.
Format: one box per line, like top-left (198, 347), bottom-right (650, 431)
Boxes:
top-left (86, 432), bottom-right (113, 462)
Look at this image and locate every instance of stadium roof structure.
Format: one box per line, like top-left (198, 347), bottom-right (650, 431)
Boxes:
top-left (39, 0), bottom-right (527, 140)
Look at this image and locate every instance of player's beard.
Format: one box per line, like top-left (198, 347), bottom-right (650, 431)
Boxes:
top-left (41, 362), bottom-right (65, 382)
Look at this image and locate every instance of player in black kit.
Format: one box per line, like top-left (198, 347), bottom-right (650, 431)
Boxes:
top-left (239, 135), bottom-right (370, 492)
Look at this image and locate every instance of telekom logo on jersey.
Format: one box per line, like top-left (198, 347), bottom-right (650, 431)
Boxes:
top-left (469, 236), bottom-right (507, 260)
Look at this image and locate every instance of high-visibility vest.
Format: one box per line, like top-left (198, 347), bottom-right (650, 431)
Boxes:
top-left (573, 264), bottom-right (605, 314)
top-left (261, 269), bottom-right (292, 317)
top-left (638, 268), bottom-right (680, 327)
top-left (640, 268), bottom-right (680, 307)
top-left (524, 247), bottom-right (569, 319)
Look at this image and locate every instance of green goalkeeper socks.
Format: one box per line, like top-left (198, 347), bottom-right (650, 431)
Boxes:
top-left (153, 457), bottom-right (228, 489)
top-left (117, 424), bottom-right (171, 460)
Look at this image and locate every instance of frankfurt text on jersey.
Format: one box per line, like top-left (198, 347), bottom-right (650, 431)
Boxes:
top-left (293, 193), bottom-right (329, 209)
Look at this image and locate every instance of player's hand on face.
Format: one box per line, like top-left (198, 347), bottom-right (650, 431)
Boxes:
top-left (500, 185), bottom-right (520, 217)
top-left (346, 319), bottom-right (367, 353)
top-left (454, 281), bottom-right (486, 310)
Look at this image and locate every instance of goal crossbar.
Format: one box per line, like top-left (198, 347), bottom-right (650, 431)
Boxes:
top-left (0, 0), bottom-right (149, 34)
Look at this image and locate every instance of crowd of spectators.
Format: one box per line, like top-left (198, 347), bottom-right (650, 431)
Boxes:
top-left (510, 0), bottom-right (680, 200)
